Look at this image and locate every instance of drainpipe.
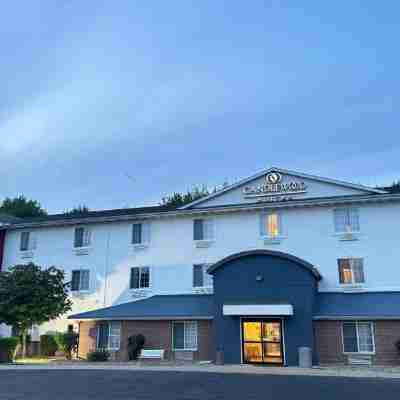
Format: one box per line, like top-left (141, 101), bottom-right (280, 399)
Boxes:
top-left (0, 229), bottom-right (7, 272)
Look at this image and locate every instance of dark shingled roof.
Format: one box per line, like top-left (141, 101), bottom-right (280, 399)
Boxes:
top-left (16, 205), bottom-right (176, 224)
top-left (315, 292), bottom-right (400, 319)
top-left (68, 294), bottom-right (214, 320)
top-left (0, 213), bottom-right (23, 225)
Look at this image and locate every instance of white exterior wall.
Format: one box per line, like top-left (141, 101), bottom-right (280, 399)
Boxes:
top-left (2, 200), bottom-right (400, 334)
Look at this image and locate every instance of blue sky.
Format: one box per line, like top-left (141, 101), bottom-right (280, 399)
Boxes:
top-left (1, 1), bottom-right (399, 212)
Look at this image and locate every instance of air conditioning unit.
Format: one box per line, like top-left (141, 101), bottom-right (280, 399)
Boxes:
top-left (347, 354), bottom-right (372, 366)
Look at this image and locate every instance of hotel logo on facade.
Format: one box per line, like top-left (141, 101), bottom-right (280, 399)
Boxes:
top-left (243, 172), bottom-right (307, 201)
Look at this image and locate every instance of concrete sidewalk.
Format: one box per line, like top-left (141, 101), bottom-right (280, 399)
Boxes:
top-left (2, 362), bottom-right (400, 379)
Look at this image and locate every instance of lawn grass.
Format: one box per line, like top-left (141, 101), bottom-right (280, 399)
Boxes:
top-left (14, 356), bottom-right (62, 364)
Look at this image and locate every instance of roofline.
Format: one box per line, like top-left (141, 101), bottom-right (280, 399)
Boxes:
top-left (69, 316), bottom-right (213, 321)
top-left (313, 315), bottom-right (400, 320)
top-left (207, 249), bottom-right (321, 280)
top-left (179, 167), bottom-right (387, 209)
top-left (8, 193), bottom-right (400, 229)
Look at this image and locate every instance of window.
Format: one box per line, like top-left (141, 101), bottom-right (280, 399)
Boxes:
top-left (20, 231), bottom-right (36, 251)
top-left (334, 208), bottom-right (360, 233)
top-left (193, 219), bottom-right (215, 241)
top-left (338, 258), bottom-right (364, 284)
top-left (97, 322), bottom-right (121, 350)
top-left (342, 322), bottom-right (374, 353)
top-left (193, 264), bottom-right (213, 288)
top-left (260, 212), bottom-right (281, 238)
top-left (74, 227), bottom-right (91, 248)
top-left (71, 269), bottom-right (90, 291)
top-left (173, 321), bottom-right (198, 351)
top-left (130, 267), bottom-right (150, 289)
top-left (132, 222), bottom-right (150, 245)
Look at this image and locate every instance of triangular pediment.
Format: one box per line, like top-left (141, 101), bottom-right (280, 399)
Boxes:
top-left (181, 167), bottom-right (386, 209)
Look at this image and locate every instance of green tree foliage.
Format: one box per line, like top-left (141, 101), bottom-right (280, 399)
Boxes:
top-left (54, 330), bottom-right (78, 360)
top-left (0, 263), bottom-right (72, 357)
top-left (64, 205), bottom-right (90, 216)
top-left (160, 182), bottom-right (229, 207)
top-left (0, 196), bottom-right (47, 218)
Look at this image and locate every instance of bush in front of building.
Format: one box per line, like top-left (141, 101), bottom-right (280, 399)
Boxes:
top-left (0, 337), bottom-right (19, 363)
top-left (54, 331), bottom-right (78, 360)
top-left (128, 334), bottom-right (146, 360)
top-left (40, 335), bottom-right (58, 357)
top-left (87, 349), bottom-right (110, 362)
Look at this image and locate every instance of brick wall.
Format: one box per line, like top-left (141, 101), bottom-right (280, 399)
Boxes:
top-left (78, 319), bottom-right (214, 362)
top-left (314, 320), bottom-right (400, 366)
top-left (78, 321), bottom-right (97, 359)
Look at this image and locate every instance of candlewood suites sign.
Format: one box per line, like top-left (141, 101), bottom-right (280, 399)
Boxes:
top-left (243, 172), bottom-right (307, 200)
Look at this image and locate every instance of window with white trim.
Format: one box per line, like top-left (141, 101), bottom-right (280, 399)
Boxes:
top-left (74, 227), bottom-right (91, 248)
top-left (97, 321), bottom-right (121, 350)
top-left (334, 208), bottom-right (360, 233)
top-left (173, 321), bottom-right (198, 351)
top-left (20, 231), bottom-right (36, 251)
top-left (71, 269), bottom-right (90, 291)
top-left (193, 219), bottom-right (215, 241)
top-left (132, 222), bottom-right (151, 245)
top-left (130, 267), bottom-right (150, 289)
top-left (193, 264), bottom-right (213, 288)
top-left (342, 322), bottom-right (374, 353)
top-left (338, 258), bottom-right (364, 284)
top-left (260, 212), bottom-right (281, 238)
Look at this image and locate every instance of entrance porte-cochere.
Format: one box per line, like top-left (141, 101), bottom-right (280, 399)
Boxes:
top-left (242, 319), bottom-right (283, 365)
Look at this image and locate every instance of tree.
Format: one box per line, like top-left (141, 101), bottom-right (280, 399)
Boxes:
top-left (64, 205), bottom-right (90, 216)
top-left (0, 196), bottom-right (47, 218)
top-left (0, 263), bottom-right (72, 357)
top-left (160, 182), bottom-right (229, 207)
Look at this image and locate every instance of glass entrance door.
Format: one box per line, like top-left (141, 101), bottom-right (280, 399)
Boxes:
top-left (242, 319), bottom-right (283, 365)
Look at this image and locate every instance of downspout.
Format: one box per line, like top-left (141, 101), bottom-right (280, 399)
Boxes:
top-left (0, 228), bottom-right (7, 272)
top-left (103, 227), bottom-right (111, 307)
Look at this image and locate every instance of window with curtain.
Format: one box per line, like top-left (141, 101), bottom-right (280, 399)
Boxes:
top-left (132, 222), bottom-right (150, 245)
top-left (342, 322), bottom-right (374, 353)
top-left (173, 321), bottom-right (198, 350)
top-left (71, 269), bottom-right (90, 291)
top-left (97, 322), bottom-right (121, 350)
top-left (260, 212), bottom-right (281, 237)
top-left (74, 227), bottom-right (91, 248)
top-left (193, 264), bottom-right (213, 288)
top-left (130, 267), bottom-right (150, 289)
top-left (338, 258), bottom-right (364, 284)
top-left (20, 231), bottom-right (36, 251)
top-left (334, 208), bottom-right (360, 233)
top-left (193, 219), bottom-right (215, 241)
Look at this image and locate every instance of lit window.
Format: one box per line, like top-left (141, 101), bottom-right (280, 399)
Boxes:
top-left (74, 227), bottom-right (91, 248)
top-left (97, 322), bottom-right (121, 350)
top-left (193, 264), bottom-right (213, 288)
top-left (130, 267), bottom-right (150, 289)
top-left (132, 222), bottom-right (151, 245)
top-left (343, 322), bottom-right (374, 353)
top-left (260, 212), bottom-right (281, 237)
top-left (334, 208), bottom-right (360, 233)
top-left (338, 258), bottom-right (364, 284)
top-left (193, 219), bottom-right (215, 241)
top-left (173, 321), bottom-right (198, 351)
top-left (71, 269), bottom-right (90, 291)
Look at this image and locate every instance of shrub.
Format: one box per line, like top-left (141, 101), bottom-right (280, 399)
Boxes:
top-left (128, 334), bottom-right (146, 360)
top-left (87, 349), bottom-right (110, 362)
top-left (40, 335), bottom-right (58, 356)
top-left (54, 331), bottom-right (78, 360)
top-left (0, 337), bottom-right (19, 363)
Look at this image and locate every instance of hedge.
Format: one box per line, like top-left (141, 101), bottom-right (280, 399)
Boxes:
top-left (0, 337), bottom-right (19, 363)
